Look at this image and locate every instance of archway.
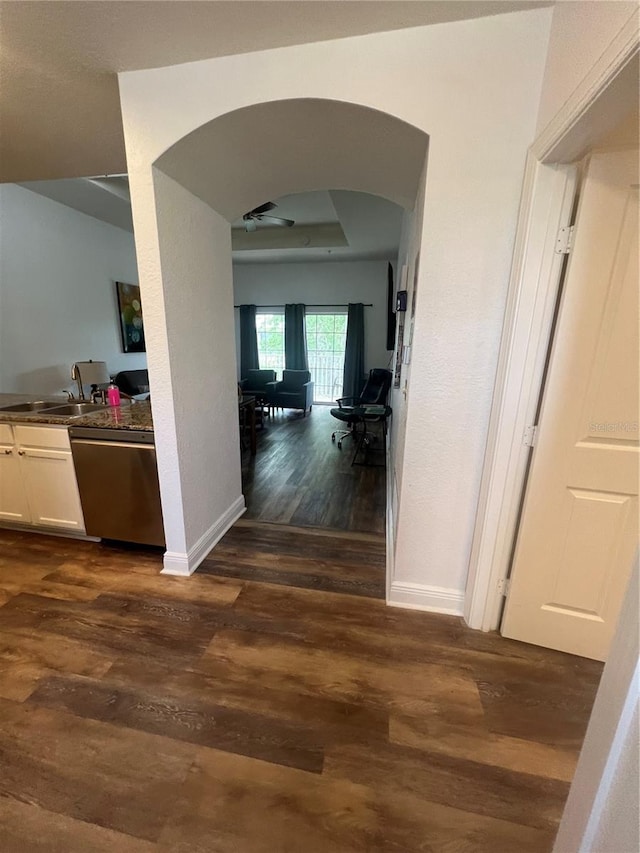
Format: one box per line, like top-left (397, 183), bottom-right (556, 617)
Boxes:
top-left (141, 98), bottom-right (429, 574)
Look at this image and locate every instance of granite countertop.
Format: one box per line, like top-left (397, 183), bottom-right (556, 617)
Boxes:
top-left (0, 393), bottom-right (154, 432)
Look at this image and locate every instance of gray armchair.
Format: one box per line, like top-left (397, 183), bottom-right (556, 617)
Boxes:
top-left (267, 369), bottom-right (314, 416)
top-left (239, 369), bottom-right (277, 400)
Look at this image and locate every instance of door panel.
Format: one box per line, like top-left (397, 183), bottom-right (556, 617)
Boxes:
top-left (0, 448), bottom-right (31, 523)
top-left (501, 149), bottom-right (639, 661)
top-left (21, 449), bottom-right (85, 531)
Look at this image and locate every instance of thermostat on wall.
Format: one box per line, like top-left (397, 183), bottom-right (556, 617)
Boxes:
top-left (396, 290), bottom-right (408, 312)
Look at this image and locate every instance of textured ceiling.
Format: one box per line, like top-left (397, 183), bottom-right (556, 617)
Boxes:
top-left (15, 178), bottom-right (403, 264)
top-left (0, 0), bottom-right (551, 182)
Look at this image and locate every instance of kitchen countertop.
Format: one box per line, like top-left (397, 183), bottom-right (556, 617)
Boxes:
top-left (0, 393), bottom-right (154, 432)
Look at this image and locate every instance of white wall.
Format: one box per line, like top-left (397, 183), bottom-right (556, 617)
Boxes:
top-left (149, 169), bottom-right (243, 569)
top-left (553, 565), bottom-right (639, 853)
top-left (119, 9), bottom-right (552, 599)
top-left (232, 260), bottom-right (391, 380)
top-left (0, 184), bottom-right (145, 394)
top-left (388, 155), bottom-right (427, 552)
top-left (536, 1), bottom-right (638, 135)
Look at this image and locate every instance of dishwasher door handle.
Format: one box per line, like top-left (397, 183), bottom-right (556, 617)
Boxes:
top-left (71, 439), bottom-right (155, 451)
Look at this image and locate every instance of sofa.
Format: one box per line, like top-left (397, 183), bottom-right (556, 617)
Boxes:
top-left (114, 369), bottom-right (150, 397)
top-left (267, 369), bottom-right (314, 416)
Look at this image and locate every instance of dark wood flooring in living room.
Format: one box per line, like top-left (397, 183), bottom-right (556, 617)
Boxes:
top-left (0, 405), bottom-right (603, 852)
top-left (241, 404), bottom-right (386, 535)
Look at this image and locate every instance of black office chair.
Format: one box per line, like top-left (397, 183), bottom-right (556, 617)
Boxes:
top-left (330, 369), bottom-right (392, 448)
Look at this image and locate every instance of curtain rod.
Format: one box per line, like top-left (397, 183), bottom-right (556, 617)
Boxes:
top-left (234, 303), bottom-right (373, 308)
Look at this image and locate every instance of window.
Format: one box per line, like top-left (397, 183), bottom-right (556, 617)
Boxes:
top-left (305, 312), bottom-right (347, 402)
top-left (256, 312), bottom-right (285, 376)
top-left (256, 309), bottom-right (347, 403)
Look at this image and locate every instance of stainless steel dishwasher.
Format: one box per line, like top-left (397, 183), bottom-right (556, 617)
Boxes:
top-left (69, 427), bottom-right (165, 546)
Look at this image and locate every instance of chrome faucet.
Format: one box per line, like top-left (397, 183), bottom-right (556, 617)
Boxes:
top-left (70, 363), bottom-right (85, 400)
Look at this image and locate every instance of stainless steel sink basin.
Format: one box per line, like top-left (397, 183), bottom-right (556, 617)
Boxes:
top-left (43, 403), bottom-right (108, 416)
top-left (0, 400), bottom-right (64, 413)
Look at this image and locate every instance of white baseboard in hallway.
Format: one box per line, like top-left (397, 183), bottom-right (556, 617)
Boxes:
top-left (162, 496), bottom-right (246, 576)
top-left (388, 580), bottom-right (464, 615)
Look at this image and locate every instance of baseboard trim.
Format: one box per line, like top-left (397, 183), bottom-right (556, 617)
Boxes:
top-left (0, 521), bottom-right (100, 542)
top-left (161, 496), bottom-right (246, 576)
top-left (385, 446), bottom-right (394, 603)
top-left (388, 581), bottom-right (464, 615)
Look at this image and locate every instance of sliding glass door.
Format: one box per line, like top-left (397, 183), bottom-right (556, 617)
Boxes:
top-left (256, 308), bottom-right (347, 403)
top-left (305, 311), bottom-right (347, 402)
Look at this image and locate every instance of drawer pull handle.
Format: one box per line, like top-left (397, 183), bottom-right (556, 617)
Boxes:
top-left (17, 450), bottom-right (25, 456)
top-left (3, 448), bottom-right (12, 455)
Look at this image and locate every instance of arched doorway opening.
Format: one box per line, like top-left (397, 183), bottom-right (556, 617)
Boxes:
top-left (135, 98), bottom-right (429, 576)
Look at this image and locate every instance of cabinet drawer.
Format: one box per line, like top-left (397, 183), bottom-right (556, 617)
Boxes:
top-left (14, 424), bottom-right (71, 451)
top-left (0, 423), bottom-right (14, 446)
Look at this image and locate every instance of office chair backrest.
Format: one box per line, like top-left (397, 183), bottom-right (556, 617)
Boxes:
top-left (360, 369), bottom-right (392, 405)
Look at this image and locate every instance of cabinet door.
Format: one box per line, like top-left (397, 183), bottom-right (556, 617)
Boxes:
top-left (20, 448), bottom-right (85, 532)
top-left (0, 442), bottom-right (31, 524)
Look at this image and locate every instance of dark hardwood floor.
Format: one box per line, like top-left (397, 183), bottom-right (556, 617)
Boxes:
top-left (0, 525), bottom-right (602, 852)
top-left (241, 405), bottom-right (386, 535)
top-left (200, 518), bottom-right (386, 598)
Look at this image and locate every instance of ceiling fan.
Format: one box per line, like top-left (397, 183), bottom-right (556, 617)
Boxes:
top-left (242, 201), bottom-right (295, 232)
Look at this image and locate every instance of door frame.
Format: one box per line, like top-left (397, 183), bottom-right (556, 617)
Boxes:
top-left (465, 14), bottom-right (639, 632)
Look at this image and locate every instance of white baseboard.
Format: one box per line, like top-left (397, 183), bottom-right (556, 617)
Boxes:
top-left (0, 521), bottom-right (100, 542)
top-left (388, 581), bottom-right (464, 615)
top-left (385, 447), bottom-right (394, 603)
top-left (161, 496), bottom-right (246, 576)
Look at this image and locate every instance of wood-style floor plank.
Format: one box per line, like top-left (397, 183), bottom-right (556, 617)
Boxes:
top-left (203, 628), bottom-right (486, 719)
top-left (0, 798), bottom-right (157, 853)
top-left (29, 673), bottom-right (325, 773)
top-left (324, 741), bottom-right (569, 831)
top-left (241, 406), bottom-right (386, 534)
top-left (0, 512), bottom-right (602, 852)
top-left (0, 625), bottom-right (113, 702)
top-left (0, 592), bottom-right (218, 669)
top-left (44, 558), bottom-right (243, 607)
top-left (0, 698), bottom-right (196, 842)
top-left (156, 747), bottom-right (379, 853)
top-left (104, 656), bottom-right (390, 747)
top-left (199, 521), bottom-right (385, 598)
top-left (389, 714), bottom-right (578, 782)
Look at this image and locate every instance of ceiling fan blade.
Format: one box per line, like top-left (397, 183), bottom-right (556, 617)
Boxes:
top-left (250, 201), bottom-right (277, 215)
top-left (256, 214), bottom-right (295, 227)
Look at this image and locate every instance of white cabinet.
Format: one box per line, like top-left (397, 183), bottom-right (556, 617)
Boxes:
top-left (0, 423), bottom-right (85, 533)
top-left (0, 424), bottom-right (30, 523)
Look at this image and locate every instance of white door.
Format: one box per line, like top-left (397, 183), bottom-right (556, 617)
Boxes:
top-left (501, 149), bottom-right (639, 662)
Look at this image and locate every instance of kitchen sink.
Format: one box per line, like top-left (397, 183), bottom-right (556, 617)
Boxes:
top-left (44, 403), bottom-right (108, 416)
top-left (43, 403), bottom-right (109, 416)
top-left (0, 400), bottom-right (64, 413)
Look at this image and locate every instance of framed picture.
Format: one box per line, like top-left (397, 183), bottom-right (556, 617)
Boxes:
top-left (116, 281), bottom-right (146, 353)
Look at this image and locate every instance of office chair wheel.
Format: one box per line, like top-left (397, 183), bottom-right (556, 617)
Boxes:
top-left (337, 439), bottom-right (343, 449)
top-left (331, 434), bottom-right (336, 443)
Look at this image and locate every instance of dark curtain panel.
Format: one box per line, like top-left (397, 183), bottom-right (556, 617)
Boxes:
top-left (284, 303), bottom-right (308, 370)
top-left (342, 302), bottom-right (365, 399)
top-left (239, 304), bottom-right (259, 378)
